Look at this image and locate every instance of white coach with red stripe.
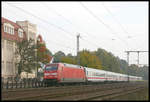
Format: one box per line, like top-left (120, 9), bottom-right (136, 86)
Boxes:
top-left (84, 67), bottom-right (108, 82)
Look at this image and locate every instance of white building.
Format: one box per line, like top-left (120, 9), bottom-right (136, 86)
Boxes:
top-left (1, 17), bottom-right (37, 78)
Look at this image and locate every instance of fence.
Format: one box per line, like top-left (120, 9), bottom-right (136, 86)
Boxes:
top-left (1, 77), bottom-right (48, 89)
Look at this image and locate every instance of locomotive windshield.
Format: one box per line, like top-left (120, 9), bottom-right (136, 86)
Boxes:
top-left (45, 66), bottom-right (58, 71)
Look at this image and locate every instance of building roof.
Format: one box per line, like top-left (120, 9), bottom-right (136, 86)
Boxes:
top-left (1, 17), bottom-right (27, 41)
top-left (2, 17), bottom-right (22, 29)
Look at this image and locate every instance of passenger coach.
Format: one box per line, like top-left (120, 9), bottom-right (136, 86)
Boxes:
top-left (84, 67), bottom-right (107, 82)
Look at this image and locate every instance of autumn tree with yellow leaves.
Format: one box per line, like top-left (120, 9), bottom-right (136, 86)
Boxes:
top-left (79, 50), bottom-right (102, 69)
top-left (54, 50), bottom-right (102, 70)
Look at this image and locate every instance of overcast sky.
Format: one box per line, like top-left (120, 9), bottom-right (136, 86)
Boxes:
top-left (2, 1), bottom-right (149, 65)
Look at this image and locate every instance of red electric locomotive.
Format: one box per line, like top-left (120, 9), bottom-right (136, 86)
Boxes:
top-left (44, 63), bottom-right (86, 85)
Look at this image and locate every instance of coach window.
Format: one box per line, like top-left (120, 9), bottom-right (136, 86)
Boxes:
top-left (92, 72), bottom-right (94, 76)
top-left (89, 72), bottom-right (92, 76)
top-left (95, 72), bottom-right (98, 76)
top-left (99, 73), bottom-right (104, 77)
top-left (88, 72), bottom-right (90, 76)
top-left (95, 72), bottom-right (97, 76)
top-left (89, 72), bottom-right (90, 76)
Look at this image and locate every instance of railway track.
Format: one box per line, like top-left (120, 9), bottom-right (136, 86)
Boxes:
top-left (85, 85), bottom-right (146, 100)
top-left (47, 83), bottom-right (146, 100)
top-left (92, 86), bottom-right (147, 100)
top-left (2, 82), bottom-right (147, 101)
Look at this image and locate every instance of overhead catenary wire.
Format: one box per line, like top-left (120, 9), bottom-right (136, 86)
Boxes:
top-left (3, 3), bottom-right (76, 54)
top-left (8, 2), bottom-right (129, 52)
top-left (6, 3), bottom-right (143, 51)
top-left (6, 2), bottom-right (74, 40)
top-left (5, 3), bottom-right (100, 55)
top-left (42, 2), bottom-right (114, 50)
top-left (42, 2), bottom-right (75, 28)
top-left (3, 2), bottom-right (147, 64)
top-left (8, 2), bottom-right (120, 53)
top-left (101, 3), bottom-right (129, 35)
top-left (79, 2), bottom-right (130, 49)
top-left (101, 3), bottom-right (138, 51)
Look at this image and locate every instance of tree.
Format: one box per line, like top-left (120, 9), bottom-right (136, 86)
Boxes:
top-left (128, 64), bottom-right (139, 76)
top-left (140, 65), bottom-right (148, 80)
top-left (45, 48), bottom-right (52, 56)
top-left (53, 51), bottom-right (65, 63)
top-left (95, 48), bottom-right (110, 70)
top-left (95, 48), bottom-right (123, 73)
top-left (79, 50), bottom-right (102, 69)
top-left (119, 59), bottom-right (128, 74)
top-left (128, 64), bottom-right (148, 80)
top-left (61, 56), bottom-right (76, 64)
top-left (15, 39), bottom-right (37, 78)
top-left (37, 43), bottom-right (52, 66)
top-left (67, 53), bottom-right (74, 58)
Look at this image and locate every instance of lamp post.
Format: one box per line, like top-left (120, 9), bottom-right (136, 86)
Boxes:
top-left (127, 51), bottom-right (129, 82)
top-left (77, 34), bottom-right (80, 65)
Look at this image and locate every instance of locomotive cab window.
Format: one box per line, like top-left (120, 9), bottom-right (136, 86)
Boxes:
top-left (45, 66), bottom-right (58, 71)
